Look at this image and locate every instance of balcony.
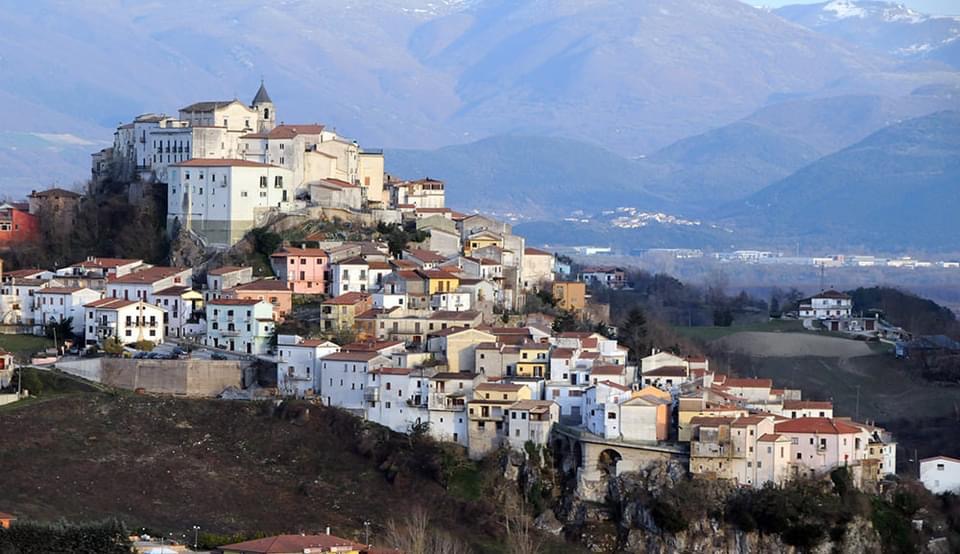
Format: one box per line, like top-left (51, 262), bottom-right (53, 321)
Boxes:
top-left (363, 388), bottom-right (380, 402)
top-left (428, 392), bottom-right (466, 411)
top-left (691, 441), bottom-right (736, 458)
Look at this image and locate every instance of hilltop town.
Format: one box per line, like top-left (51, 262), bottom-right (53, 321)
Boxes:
top-left (1, 84), bottom-right (957, 553)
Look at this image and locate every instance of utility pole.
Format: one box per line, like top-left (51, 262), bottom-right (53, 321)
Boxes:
top-left (363, 520), bottom-right (371, 546)
top-left (192, 525), bottom-right (200, 550)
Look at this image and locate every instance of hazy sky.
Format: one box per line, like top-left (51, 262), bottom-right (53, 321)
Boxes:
top-left (757, 0), bottom-right (959, 15)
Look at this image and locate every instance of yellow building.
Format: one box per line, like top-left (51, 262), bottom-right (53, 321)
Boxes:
top-left (468, 382), bottom-right (533, 459)
top-left (552, 281), bottom-right (586, 312)
top-left (422, 269), bottom-right (460, 294)
top-left (678, 395), bottom-right (749, 442)
top-left (516, 342), bottom-right (550, 378)
top-left (464, 230), bottom-right (503, 257)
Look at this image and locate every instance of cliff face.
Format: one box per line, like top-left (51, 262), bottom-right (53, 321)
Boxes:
top-left (506, 443), bottom-right (884, 554)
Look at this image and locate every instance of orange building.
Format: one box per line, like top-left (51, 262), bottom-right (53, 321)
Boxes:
top-left (0, 511), bottom-right (16, 529)
top-left (552, 281), bottom-right (586, 312)
top-left (0, 202), bottom-right (39, 247)
top-left (225, 279), bottom-right (293, 320)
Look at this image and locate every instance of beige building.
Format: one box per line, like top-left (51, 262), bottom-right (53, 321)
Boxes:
top-left (468, 382), bottom-right (533, 460)
top-left (520, 247), bottom-right (555, 290)
top-left (426, 327), bottom-right (496, 372)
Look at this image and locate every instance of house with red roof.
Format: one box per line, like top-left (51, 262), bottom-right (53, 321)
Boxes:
top-left (270, 246), bottom-right (328, 295)
top-left (276, 334), bottom-right (340, 397)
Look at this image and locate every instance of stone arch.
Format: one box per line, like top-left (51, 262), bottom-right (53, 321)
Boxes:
top-left (573, 441), bottom-right (584, 470)
top-left (597, 448), bottom-right (622, 476)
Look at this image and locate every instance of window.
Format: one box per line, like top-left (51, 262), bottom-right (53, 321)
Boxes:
top-left (607, 412), bottom-right (616, 419)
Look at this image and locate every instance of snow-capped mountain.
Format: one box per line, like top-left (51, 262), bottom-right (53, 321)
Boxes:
top-left (775, 1), bottom-right (960, 66)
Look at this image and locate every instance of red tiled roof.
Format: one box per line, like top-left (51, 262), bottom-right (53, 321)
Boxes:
top-left (599, 380), bottom-right (630, 391)
top-left (551, 347), bottom-right (575, 359)
top-left (590, 364), bottom-right (624, 376)
top-left (152, 285), bottom-right (193, 296)
top-left (758, 433), bottom-right (786, 442)
top-left (208, 298), bottom-right (263, 306)
top-left (109, 266), bottom-right (187, 284)
top-left (208, 265), bottom-right (249, 276)
top-left (783, 400), bottom-right (833, 410)
top-left (775, 417), bottom-right (862, 435)
top-left (231, 279), bottom-right (290, 292)
top-left (321, 351), bottom-right (383, 362)
top-left (270, 247), bottom-right (328, 258)
top-left (84, 298), bottom-right (137, 309)
top-left (371, 367), bottom-right (413, 375)
top-left (524, 247), bottom-right (552, 256)
top-left (341, 340), bottom-right (404, 352)
top-left (323, 292), bottom-right (370, 306)
top-left (37, 287), bottom-right (85, 294)
top-left (690, 416), bottom-right (735, 426)
top-left (643, 366), bottom-right (688, 377)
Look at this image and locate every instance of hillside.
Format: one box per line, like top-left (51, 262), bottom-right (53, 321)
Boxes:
top-left (6, 0), bottom-right (960, 198)
top-left (0, 393), bottom-right (498, 548)
top-left (725, 110), bottom-right (960, 250)
top-left (775, 1), bottom-right (960, 67)
top-left (386, 135), bottom-right (666, 215)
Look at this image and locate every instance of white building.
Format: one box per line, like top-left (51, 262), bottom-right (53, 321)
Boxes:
top-left (36, 287), bottom-right (102, 336)
top-left (365, 367), bottom-right (429, 434)
top-left (388, 178), bottom-right (445, 209)
top-left (166, 159), bottom-right (295, 246)
top-left (430, 291), bottom-right (471, 312)
top-left (521, 247), bottom-right (555, 290)
top-left (153, 285), bottom-right (204, 339)
top-left (83, 298), bottom-right (166, 347)
top-left (205, 266), bottom-right (254, 302)
top-left (799, 290), bottom-right (853, 320)
top-left (505, 400), bottom-right (560, 451)
top-left (920, 456), bottom-right (960, 495)
top-left (320, 351), bottom-right (392, 410)
top-left (106, 266), bottom-right (193, 303)
top-left (204, 298), bottom-right (274, 355)
top-left (276, 335), bottom-right (340, 398)
top-left (330, 257), bottom-right (370, 296)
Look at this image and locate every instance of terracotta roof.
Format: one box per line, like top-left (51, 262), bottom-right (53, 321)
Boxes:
top-left (429, 310), bottom-right (480, 321)
top-left (775, 417), bottom-right (863, 435)
top-left (643, 366), bottom-right (688, 377)
top-left (406, 249), bottom-right (447, 263)
top-left (551, 347), bottom-right (575, 359)
top-left (231, 279), bottom-right (290, 292)
top-left (371, 367), bottom-right (413, 376)
top-left (71, 257), bottom-right (141, 269)
top-left (509, 400), bottom-right (555, 413)
top-left (218, 534), bottom-right (362, 553)
top-left (270, 247), bottom-right (328, 258)
top-left (172, 158), bottom-right (275, 168)
top-left (476, 383), bottom-right (525, 392)
top-left (208, 298), bottom-right (263, 306)
top-left (524, 247), bottom-right (552, 256)
top-left (335, 256), bottom-right (368, 266)
top-left (758, 433), bottom-right (787, 442)
top-left (599, 380), bottom-right (630, 391)
top-left (432, 372), bottom-right (476, 380)
top-left (109, 266), bottom-right (187, 284)
top-left (367, 261), bottom-right (392, 270)
top-left (341, 340), bottom-right (404, 352)
top-left (29, 187), bottom-right (80, 198)
top-left (3, 269), bottom-right (47, 278)
top-left (783, 400), bottom-right (833, 410)
top-left (690, 416), bottom-right (735, 426)
top-left (242, 123), bottom-right (325, 140)
top-left (153, 285), bottom-right (194, 296)
top-left (208, 265), bottom-right (249, 276)
top-left (590, 365), bottom-right (625, 376)
top-left (731, 415), bottom-right (769, 427)
top-left (84, 298), bottom-right (137, 309)
top-left (39, 286), bottom-right (88, 295)
top-left (321, 351), bottom-right (383, 362)
top-left (813, 289), bottom-right (850, 299)
top-left (323, 292), bottom-right (370, 306)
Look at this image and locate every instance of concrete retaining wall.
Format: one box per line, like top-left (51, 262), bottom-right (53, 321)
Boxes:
top-left (57, 358), bottom-right (242, 397)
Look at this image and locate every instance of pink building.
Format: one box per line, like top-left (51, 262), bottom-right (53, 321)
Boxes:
top-left (270, 247), bottom-right (328, 294)
top-left (774, 417), bottom-right (868, 479)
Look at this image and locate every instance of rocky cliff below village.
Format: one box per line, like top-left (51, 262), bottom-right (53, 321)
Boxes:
top-left (500, 440), bottom-right (952, 554)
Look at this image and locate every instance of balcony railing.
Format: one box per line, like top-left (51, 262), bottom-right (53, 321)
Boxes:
top-left (363, 388), bottom-right (380, 402)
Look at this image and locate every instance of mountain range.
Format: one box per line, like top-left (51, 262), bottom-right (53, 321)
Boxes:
top-left (1, 0), bottom-right (958, 251)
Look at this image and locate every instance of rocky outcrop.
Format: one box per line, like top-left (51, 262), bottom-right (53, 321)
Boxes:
top-left (502, 438), bottom-right (885, 553)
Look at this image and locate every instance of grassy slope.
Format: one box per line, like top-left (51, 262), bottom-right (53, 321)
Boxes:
top-left (0, 335), bottom-right (53, 359)
top-left (0, 393), bottom-right (489, 548)
top-left (686, 326), bottom-right (960, 468)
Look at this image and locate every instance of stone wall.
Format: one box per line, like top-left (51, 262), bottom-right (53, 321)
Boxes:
top-left (57, 358), bottom-right (242, 397)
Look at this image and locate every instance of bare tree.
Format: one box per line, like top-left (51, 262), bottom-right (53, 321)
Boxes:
top-left (493, 480), bottom-right (543, 554)
top-left (384, 506), bottom-right (472, 554)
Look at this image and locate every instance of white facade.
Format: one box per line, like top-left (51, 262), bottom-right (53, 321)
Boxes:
top-left (430, 292), bottom-right (471, 312)
top-left (83, 299), bottom-right (166, 347)
top-left (36, 287), bottom-right (102, 336)
top-left (521, 248), bottom-right (555, 290)
top-left (331, 258), bottom-right (369, 296)
top-left (920, 456), bottom-right (960, 495)
top-left (204, 299), bottom-right (275, 355)
top-left (320, 351), bottom-right (391, 410)
top-left (166, 160), bottom-right (295, 246)
top-left (276, 335), bottom-right (340, 398)
top-left (505, 400), bottom-right (559, 451)
top-left (800, 291), bottom-right (853, 320)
